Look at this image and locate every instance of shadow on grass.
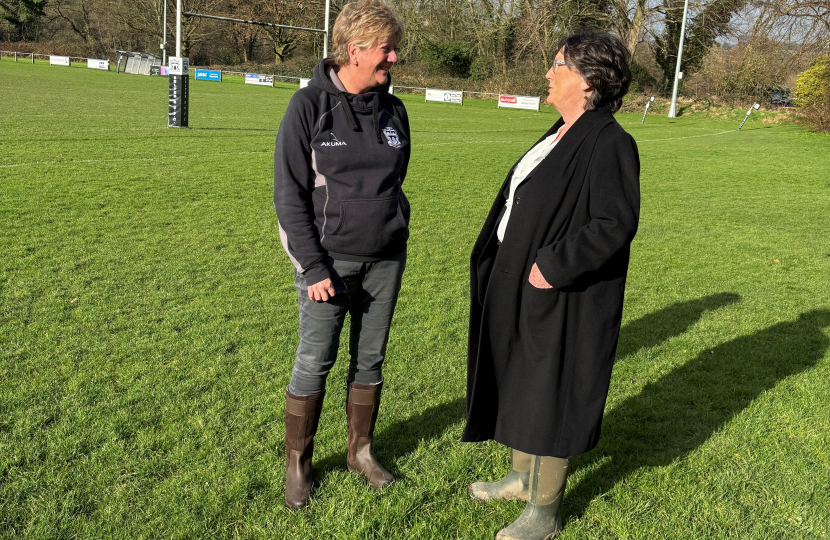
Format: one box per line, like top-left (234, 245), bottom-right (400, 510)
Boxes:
top-left (616, 292), bottom-right (741, 360)
top-left (314, 397), bottom-right (466, 477)
top-left (567, 309), bottom-right (830, 520)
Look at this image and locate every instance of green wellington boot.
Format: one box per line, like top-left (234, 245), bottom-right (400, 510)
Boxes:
top-left (469, 448), bottom-right (531, 501)
top-left (495, 455), bottom-right (569, 540)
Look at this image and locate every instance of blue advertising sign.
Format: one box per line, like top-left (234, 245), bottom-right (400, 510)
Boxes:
top-left (195, 69), bottom-right (222, 82)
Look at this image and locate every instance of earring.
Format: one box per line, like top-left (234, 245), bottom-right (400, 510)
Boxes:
top-left (353, 60), bottom-right (358, 65)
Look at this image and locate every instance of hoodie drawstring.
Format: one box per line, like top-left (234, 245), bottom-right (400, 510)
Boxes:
top-left (372, 94), bottom-right (383, 144)
top-left (337, 89), bottom-right (383, 144)
top-left (339, 93), bottom-right (360, 131)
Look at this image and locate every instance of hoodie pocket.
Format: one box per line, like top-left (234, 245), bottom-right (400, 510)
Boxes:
top-left (326, 196), bottom-right (408, 256)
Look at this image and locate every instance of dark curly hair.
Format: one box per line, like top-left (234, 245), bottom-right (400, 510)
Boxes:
top-left (557, 32), bottom-right (632, 113)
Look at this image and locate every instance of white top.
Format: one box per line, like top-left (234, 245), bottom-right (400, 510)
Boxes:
top-left (497, 130), bottom-right (562, 242)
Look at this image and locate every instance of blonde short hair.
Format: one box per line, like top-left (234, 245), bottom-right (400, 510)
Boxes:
top-left (331, 0), bottom-right (403, 66)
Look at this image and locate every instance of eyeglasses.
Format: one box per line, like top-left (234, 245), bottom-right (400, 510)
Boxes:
top-left (552, 60), bottom-right (574, 72)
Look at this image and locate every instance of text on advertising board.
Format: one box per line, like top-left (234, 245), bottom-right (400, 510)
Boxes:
top-left (195, 69), bottom-right (222, 82)
top-left (50, 56), bottom-right (71, 66)
top-left (425, 88), bottom-right (463, 104)
top-left (87, 59), bottom-right (109, 70)
top-left (498, 94), bottom-right (540, 111)
top-left (245, 74), bottom-right (274, 87)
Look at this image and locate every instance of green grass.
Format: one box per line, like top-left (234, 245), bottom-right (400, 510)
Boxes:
top-left (1, 58), bottom-right (829, 539)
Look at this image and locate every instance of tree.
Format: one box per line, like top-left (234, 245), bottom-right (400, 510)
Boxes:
top-left (54, 0), bottom-right (104, 46)
top-left (655, 0), bottom-right (745, 93)
top-left (0, 0), bottom-right (47, 41)
top-left (794, 56), bottom-right (830, 131)
top-left (421, 40), bottom-right (474, 76)
top-left (254, 0), bottom-right (317, 63)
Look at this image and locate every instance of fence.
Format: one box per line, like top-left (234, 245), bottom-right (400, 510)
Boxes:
top-left (0, 50), bottom-right (108, 66)
top-left (394, 85), bottom-right (504, 101)
top-left (0, 49), bottom-right (546, 108)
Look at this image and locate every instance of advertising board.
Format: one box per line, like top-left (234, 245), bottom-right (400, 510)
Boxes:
top-left (299, 78), bottom-right (311, 88)
top-left (498, 95), bottom-right (540, 111)
top-left (195, 69), bottom-right (222, 82)
top-left (246, 74), bottom-right (274, 87)
top-left (160, 66), bottom-right (169, 76)
top-left (87, 59), bottom-right (109, 70)
top-left (50, 56), bottom-right (71, 66)
top-left (168, 57), bottom-right (189, 76)
top-left (425, 88), bottom-right (463, 104)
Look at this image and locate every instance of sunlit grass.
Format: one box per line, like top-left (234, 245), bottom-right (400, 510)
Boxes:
top-left (1, 59), bottom-right (829, 539)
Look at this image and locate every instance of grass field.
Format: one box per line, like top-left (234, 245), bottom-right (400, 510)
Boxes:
top-left (1, 59), bottom-right (829, 539)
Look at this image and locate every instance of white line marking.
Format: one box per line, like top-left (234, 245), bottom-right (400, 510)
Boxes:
top-left (0, 151), bottom-right (268, 169)
top-left (634, 130), bottom-right (735, 142)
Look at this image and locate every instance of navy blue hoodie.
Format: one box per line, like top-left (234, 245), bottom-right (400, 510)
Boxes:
top-left (274, 59), bottom-right (411, 286)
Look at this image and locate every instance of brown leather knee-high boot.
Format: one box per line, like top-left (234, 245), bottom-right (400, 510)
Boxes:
top-left (346, 382), bottom-right (394, 488)
top-left (284, 389), bottom-right (325, 509)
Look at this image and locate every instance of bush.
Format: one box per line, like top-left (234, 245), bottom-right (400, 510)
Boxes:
top-left (420, 41), bottom-right (475, 78)
top-left (215, 47), bottom-right (240, 66)
top-left (629, 60), bottom-right (658, 94)
top-left (684, 39), bottom-right (795, 105)
top-left (794, 56), bottom-right (830, 132)
top-left (469, 56), bottom-right (494, 81)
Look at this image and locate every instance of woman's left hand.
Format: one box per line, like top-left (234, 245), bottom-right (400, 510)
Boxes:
top-left (529, 263), bottom-right (553, 289)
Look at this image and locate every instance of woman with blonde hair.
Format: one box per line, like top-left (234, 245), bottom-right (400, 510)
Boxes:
top-left (273, 0), bottom-right (410, 509)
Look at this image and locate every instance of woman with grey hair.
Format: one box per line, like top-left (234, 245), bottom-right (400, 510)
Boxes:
top-left (463, 32), bottom-right (640, 539)
top-left (274, 0), bottom-right (409, 509)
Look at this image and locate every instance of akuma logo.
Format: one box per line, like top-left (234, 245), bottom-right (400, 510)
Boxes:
top-left (320, 133), bottom-right (347, 147)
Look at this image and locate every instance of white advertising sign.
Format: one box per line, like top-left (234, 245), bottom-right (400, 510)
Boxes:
top-left (299, 78), bottom-right (311, 88)
top-left (425, 88), bottom-right (463, 104)
top-left (245, 74), bottom-right (274, 87)
top-left (50, 55), bottom-right (71, 66)
top-left (498, 95), bottom-right (540, 111)
top-left (388, 85), bottom-right (394, 95)
top-left (168, 56), bottom-right (189, 76)
top-left (87, 59), bottom-right (109, 70)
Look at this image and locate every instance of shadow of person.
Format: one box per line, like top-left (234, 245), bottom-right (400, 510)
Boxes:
top-left (616, 292), bottom-right (742, 360)
top-left (566, 309), bottom-right (830, 519)
top-left (314, 397), bottom-right (466, 476)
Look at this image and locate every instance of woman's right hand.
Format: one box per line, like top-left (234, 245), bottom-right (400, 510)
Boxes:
top-left (308, 278), bottom-right (337, 301)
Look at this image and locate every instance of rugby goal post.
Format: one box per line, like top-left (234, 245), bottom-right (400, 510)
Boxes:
top-left (168, 0), bottom-right (331, 128)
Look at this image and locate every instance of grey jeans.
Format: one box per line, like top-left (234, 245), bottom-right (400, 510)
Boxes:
top-left (287, 250), bottom-right (407, 396)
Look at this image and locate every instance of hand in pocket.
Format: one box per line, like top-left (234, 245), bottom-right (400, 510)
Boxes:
top-left (528, 263), bottom-right (553, 289)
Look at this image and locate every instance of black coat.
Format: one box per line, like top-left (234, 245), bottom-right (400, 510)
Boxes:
top-left (461, 106), bottom-right (640, 457)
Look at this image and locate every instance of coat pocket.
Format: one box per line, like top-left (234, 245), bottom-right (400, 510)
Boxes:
top-left (521, 278), bottom-right (561, 318)
top-left (326, 196), bottom-right (408, 256)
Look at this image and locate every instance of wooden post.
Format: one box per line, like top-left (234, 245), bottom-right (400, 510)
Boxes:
top-left (32, 52), bottom-right (35, 64)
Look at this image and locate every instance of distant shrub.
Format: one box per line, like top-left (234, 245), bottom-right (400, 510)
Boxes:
top-left (794, 56), bottom-right (830, 132)
top-left (420, 41), bottom-right (475, 78)
top-left (469, 56), bottom-right (494, 81)
top-left (215, 47), bottom-right (240, 66)
top-left (629, 60), bottom-right (658, 94)
top-left (684, 39), bottom-right (797, 105)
